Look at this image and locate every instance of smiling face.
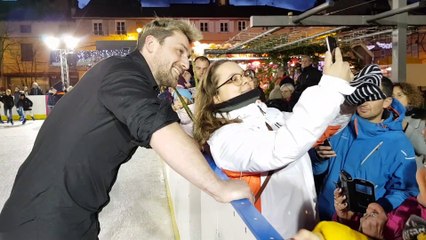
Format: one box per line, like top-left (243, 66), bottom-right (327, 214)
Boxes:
top-left (213, 62), bottom-right (254, 104)
top-left (356, 98), bottom-right (392, 123)
top-left (145, 31), bottom-right (191, 87)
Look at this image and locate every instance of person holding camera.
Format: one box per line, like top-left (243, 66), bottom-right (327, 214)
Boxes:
top-left (313, 64), bottom-right (418, 223)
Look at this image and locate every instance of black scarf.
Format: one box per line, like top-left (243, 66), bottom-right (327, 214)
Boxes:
top-left (213, 88), bottom-right (261, 113)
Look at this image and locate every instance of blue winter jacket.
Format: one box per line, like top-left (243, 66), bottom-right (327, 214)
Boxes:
top-left (313, 99), bottom-right (418, 220)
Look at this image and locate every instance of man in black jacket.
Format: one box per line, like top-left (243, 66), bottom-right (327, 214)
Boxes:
top-left (0, 18), bottom-right (252, 240)
top-left (291, 55), bottom-right (322, 109)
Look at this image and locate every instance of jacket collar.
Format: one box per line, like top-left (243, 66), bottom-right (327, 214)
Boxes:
top-left (128, 50), bottom-right (160, 93)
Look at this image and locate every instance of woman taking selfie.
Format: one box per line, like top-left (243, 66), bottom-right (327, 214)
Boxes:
top-left (193, 49), bottom-right (354, 238)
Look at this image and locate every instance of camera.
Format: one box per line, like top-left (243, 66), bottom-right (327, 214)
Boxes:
top-left (338, 170), bottom-right (376, 213)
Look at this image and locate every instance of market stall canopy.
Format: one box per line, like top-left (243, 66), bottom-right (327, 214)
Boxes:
top-left (204, 0), bottom-right (426, 55)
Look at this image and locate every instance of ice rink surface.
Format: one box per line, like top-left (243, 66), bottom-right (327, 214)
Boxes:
top-left (0, 120), bottom-right (174, 239)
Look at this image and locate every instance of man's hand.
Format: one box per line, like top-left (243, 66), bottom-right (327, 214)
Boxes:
top-left (323, 47), bottom-right (354, 82)
top-left (213, 179), bottom-right (254, 203)
top-left (315, 145), bottom-right (336, 159)
top-left (334, 187), bottom-right (355, 220)
top-left (360, 203), bottom-right (387, 239)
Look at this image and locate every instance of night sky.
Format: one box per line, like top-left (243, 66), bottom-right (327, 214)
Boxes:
top-left (77, 0), bottom-right (316, 11)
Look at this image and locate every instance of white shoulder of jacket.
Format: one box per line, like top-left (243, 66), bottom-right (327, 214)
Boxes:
top-left (319, 74), bottom-right (355, 95)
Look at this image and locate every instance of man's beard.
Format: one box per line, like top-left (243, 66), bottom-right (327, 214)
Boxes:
top-left (154, 63), bottom-right (179, 87)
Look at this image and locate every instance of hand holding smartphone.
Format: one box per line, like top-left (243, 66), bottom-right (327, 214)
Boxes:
top-left (326, 36), bottom-right (338, 62)
top-left (322, 139), bottom-right (332, 148)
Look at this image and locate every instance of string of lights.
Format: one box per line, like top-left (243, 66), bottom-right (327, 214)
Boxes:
top-left (50, 49), bottom-right (132, 67)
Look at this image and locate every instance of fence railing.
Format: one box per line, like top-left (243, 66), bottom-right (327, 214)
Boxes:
top-left (165, 152), bottom-right (284, 240)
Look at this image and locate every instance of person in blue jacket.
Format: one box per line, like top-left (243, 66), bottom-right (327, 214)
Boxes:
top-left (312, 64), bottom-right (418, 221)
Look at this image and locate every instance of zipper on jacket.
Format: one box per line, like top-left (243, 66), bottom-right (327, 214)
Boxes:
top-left (360, 141), bottom-right (384, 165)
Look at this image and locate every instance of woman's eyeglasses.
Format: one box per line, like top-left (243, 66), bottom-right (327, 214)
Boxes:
top-left (216, 70), bottom-right (254, 90)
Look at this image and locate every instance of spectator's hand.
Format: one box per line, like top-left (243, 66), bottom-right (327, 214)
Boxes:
top-left (323, 47), bottom-right (354, 82)
top-left (291, 229), bottom-right (323, 240)
top-left (334, 187), bottom-right (355, 220)
top-left (315, 145), bottom-right (336, 159)
top-left (172, 100), bottom-right (183, 111)
top-left (359, 203), bottom-right (387, 239)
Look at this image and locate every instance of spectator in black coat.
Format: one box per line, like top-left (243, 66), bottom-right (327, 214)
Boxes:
top-left (291, 55), bottom-right (322, 109)
top-left (16, 93), bottom-right (34, 124)
top-left (0, 89), bottom-right (15, 125)
top-left (29, 82), bottom-right (43, 95)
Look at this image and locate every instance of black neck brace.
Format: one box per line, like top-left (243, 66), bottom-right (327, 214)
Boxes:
top-left (214, 88), bottom-right (261, 113)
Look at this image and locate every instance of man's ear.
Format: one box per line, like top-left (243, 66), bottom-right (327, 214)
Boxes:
top-left (143, 35), bottom-right (158, 54)
top-left (383, 97), bottom-right (392, 109)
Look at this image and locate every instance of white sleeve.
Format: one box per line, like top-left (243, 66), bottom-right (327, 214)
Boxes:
top-left (209, 75), bottom-right (355, 172)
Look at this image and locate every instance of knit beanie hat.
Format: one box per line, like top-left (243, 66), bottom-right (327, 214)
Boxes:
top-left (345, 64), bottom-right (387, 106)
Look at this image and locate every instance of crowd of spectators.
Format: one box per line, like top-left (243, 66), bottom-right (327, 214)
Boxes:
top-left (168, 50), bottom-right (425, 239)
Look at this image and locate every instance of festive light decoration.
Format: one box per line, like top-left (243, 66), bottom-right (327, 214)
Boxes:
top-left (50, 49), bottom-right (131, 67)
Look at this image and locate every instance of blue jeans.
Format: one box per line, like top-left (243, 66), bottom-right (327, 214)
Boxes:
top-left (17, 107), bottom-right (26, 121)
top-left (4, 108), bottom-right (12, 122)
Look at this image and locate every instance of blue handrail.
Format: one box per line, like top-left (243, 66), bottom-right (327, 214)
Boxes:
top-left (203, 153), bottom-right (284, 240)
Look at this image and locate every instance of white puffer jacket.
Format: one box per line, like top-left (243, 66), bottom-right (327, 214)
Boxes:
top-left (208, 75), bottom-right (354, 238)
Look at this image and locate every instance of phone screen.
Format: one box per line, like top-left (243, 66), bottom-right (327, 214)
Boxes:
top-left (326, 36), bottom-right (337, 61)
top-left (326, 36), bottom-right (337, 53)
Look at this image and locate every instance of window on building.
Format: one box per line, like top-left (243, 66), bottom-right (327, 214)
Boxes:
top-left (21, 43), bottom-right (33, 61)
top-left (20, 25), bottom-right (31, 33)
top-left (93, 22), bottom-right (103, 35)
top-left (200, 22), bottom-right (208, 32)
top-left (220, 22), bottom-right (228, 32)
top-left (238, 21), bottom-right (246, 31)
top-left (116, 21), bottom-right (126, 35)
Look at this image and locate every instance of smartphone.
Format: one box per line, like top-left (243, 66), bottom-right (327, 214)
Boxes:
top-left (322, 139), bottom-right (332, 148)
top-left (326, 36), bottom-right (338, 62)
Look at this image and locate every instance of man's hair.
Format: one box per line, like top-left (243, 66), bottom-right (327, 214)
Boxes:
top-left (137, 18), bottom-right (202, 50)
top-left (194, 56), bottom-right (210, 65)
top-left (381, 76), bottom-right (393, 98)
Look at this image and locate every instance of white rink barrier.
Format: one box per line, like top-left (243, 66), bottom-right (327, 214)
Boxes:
top-left (164, 153), bottom-right (283, 240)
top-left (1, 95), bottom-right (48, 120)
